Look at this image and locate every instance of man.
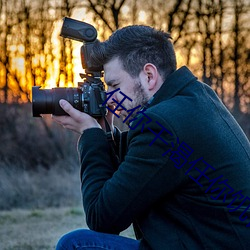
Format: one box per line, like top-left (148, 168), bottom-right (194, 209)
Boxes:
top-left (53, 25), bottom-right (250, 249)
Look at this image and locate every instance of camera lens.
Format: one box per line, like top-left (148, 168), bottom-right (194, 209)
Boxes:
top-left (32, 86), bottom-right (82, 117)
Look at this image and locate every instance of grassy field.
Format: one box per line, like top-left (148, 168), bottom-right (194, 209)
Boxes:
top-left (0, 206), bottom-right (135, 250)
top-left (0, 105), bottom-right (133, 249)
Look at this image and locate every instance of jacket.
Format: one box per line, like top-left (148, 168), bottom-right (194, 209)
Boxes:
top-left (78, 66), bottom-right (250, 249)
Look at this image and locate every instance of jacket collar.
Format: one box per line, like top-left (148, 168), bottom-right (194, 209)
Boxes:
top-left (147, 66), bottom-right (197, 108)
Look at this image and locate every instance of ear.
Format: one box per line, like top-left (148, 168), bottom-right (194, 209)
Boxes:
top-left (142, 63), bottom-right (159, 91)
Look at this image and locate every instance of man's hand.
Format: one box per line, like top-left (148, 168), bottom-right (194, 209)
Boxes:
top-left (52, 99), bottom-right (101, 134)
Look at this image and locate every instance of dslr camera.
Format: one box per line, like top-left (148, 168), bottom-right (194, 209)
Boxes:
top-left (32, 17), bottom-right (106, 118)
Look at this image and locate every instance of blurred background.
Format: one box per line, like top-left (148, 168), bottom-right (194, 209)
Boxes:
top-left (0, 0), bottom-right (249, 217)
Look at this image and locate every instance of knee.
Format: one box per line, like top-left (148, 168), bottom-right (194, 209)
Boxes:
top-left (56, 229), bottom-right (88, 250)
top-left (56, 231), bottom-right (72, 250)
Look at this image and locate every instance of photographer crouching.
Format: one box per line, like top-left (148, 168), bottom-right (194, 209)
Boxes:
top-left (34, 18), bottom-right (250, 249)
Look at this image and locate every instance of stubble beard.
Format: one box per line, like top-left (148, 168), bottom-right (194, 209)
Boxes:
top-left (122, 80), bottom-right (150, 125)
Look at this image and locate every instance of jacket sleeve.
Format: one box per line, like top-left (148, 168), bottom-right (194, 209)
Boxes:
top-left (78, 112), bottom-right (185, 234)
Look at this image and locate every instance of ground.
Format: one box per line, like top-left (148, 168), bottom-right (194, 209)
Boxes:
top-left (0, 207), bottom-right (135, 250)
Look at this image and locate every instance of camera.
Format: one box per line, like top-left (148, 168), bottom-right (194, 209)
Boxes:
top-left (32, 17), bottom-right (106, 118)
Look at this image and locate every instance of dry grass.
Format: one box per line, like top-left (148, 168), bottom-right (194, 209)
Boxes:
top-left (0, 207), bottom-right (135, 250)
top-left (0, 103), bottom-right (134, 249)
top-left (0, 103), bottom-right (81, 210)
top-left (0, 162), bottom-right (83, 210)
top-left (0, 103), bottom-right (127, 210)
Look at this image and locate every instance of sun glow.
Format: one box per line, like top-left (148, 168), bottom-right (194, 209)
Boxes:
top-left (1, 6), bottom-right (99, 103)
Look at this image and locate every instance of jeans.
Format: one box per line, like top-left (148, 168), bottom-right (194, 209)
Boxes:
top-left (56, 229), bottom-right (140, 250)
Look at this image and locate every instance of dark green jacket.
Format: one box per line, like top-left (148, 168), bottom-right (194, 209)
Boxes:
top-left (78, 66), bottom-right (250, 249)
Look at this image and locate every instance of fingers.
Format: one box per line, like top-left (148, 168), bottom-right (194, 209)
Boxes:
top-left (52, 114), bottom-right (70, 127)
top-left (59, 99), bottom-right (83, 122)
top-left (52, 99), bottom-right (101, 134)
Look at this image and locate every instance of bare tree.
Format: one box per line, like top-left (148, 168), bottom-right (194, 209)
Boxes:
top-left (1, 0), bottom-right (249, 115)
top-left (84, 0), bottom-right (126, 36)
top-left (230, 0), bottom-right (249, 116)
top-left (89, 0), bottom-right (126, 30)
top-left (55, 0), bottom-right (79, 87)
top-left (0, 0), bottom-right (30, 102)
top-left (0, 0), bottom-right (9, 102)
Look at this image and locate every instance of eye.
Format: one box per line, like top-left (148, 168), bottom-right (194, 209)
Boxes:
top-left (107, 84), bottom-right (118, 92)
top-left (112, 83), bottom-right (120, 89)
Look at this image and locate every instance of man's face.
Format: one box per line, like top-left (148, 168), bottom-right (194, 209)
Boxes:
top-left (104, 57), bottom-right (150, 122)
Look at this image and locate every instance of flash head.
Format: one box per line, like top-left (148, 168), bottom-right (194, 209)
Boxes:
top-left (59, 17), bottom-right (103, 73)
top-left (60, 17), bottom-right (97, 42)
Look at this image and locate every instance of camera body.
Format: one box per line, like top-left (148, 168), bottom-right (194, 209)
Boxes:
top-left (76, 80), bottom-right (106, 117)
top-left (32, 80), bottom-right (106, 118)
top-left (32, 17), bottom-right (106, 118)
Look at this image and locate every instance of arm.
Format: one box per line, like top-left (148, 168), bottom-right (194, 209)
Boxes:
top-left (79, 112), bottom-right (185, 234)
top-left (52, 100), bottom-right (184, 234)
top-left (52, 100), bottom-right (126, 164)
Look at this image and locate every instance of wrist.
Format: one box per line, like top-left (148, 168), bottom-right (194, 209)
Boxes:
top-left (80, 120), bottom-right (102, 134)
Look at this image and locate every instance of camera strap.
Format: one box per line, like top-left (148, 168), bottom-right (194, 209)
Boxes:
top-left (93, 87), bottom-right (116, 145)
top-left (94, 88), bottom-right (122, 167)
top-left (104, 117), bottom-right (115, 143)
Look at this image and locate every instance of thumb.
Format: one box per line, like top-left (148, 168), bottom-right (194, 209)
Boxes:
top-left (59, 99), bottom-right (87, 121)
top-left (59, 99), bottom-right (72, 114)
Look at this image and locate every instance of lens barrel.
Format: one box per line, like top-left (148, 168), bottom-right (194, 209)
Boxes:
top-left (32, 86), bottom-right (81, 117)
